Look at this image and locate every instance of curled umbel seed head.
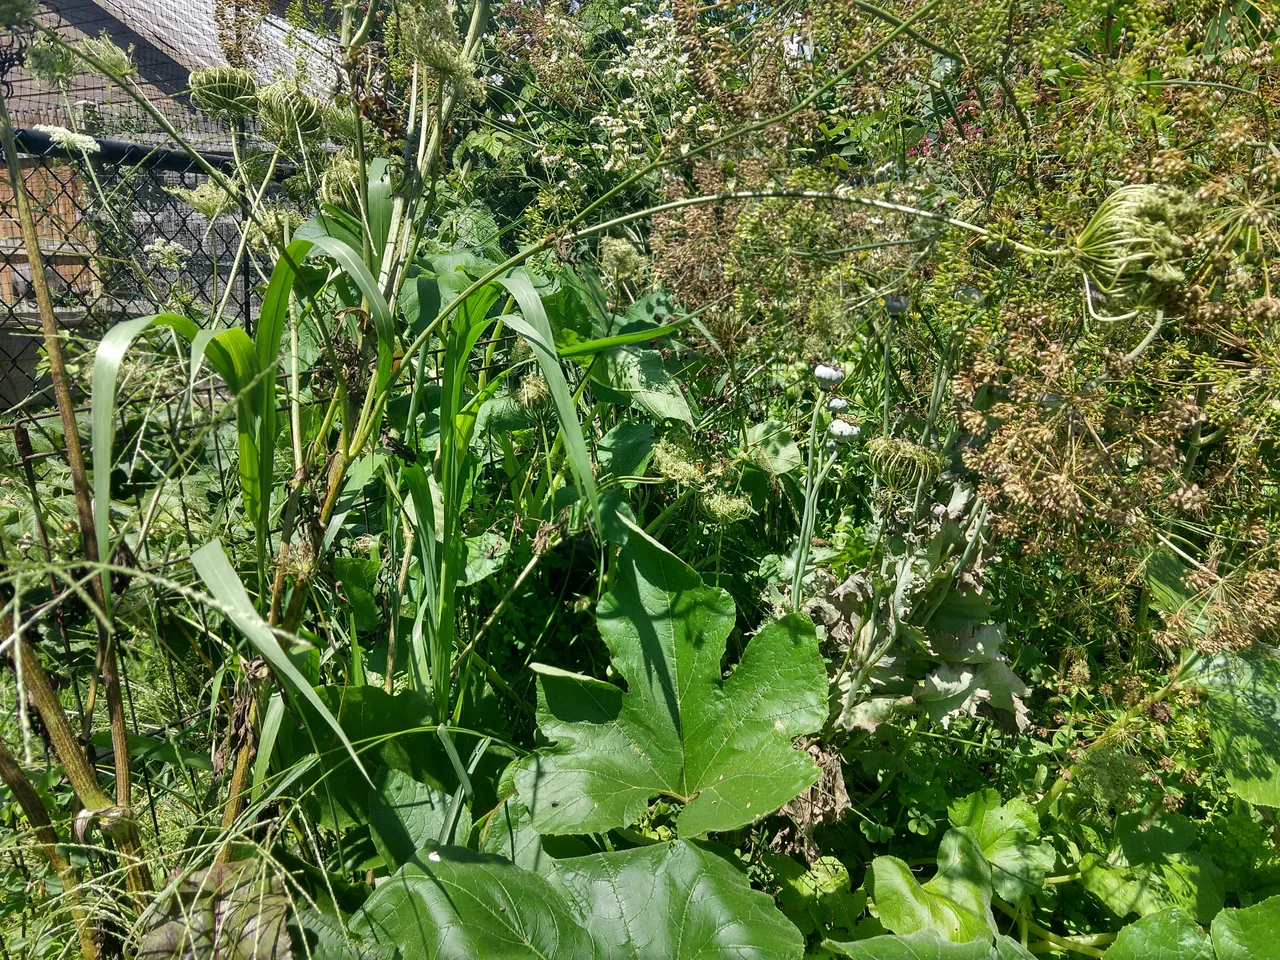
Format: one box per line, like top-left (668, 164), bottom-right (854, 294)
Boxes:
top-left (814, 363), bottom-right (846, 390)
top-left (190, 66), bottom-right (259, 121)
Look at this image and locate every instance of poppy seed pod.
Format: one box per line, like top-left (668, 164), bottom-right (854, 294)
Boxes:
top-left (814, 364), bottom-right (846, 390)
top-left (884, 293), bottom-right (910, 316)
top-left (827, 396), bottom-right (849, 413)
top-left (829, 419), bottom-right (860, 442)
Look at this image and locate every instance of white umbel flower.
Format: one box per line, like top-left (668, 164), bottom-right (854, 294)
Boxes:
top-left (829, 419), bottom-right (861, 441)
top-left (814, 363), bottom-right (846, 390)
top-left (33, 124), bottom-right (99, 154)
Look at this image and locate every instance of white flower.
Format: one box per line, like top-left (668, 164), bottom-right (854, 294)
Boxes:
top-left (33, 124), bottom-right (99, 154)
top-left (814, 363), bottom-right (846, 390)
top-left (827, 397), bottom-right (849, 412)
top-left (829, 419), bottom-right (860, 441)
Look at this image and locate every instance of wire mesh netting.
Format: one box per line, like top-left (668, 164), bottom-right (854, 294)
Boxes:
top-left (1, 135), bottom-right (261, 410)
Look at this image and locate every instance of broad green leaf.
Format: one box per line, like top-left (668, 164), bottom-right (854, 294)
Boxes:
top-left (1193, 649), bottom-right (1280, 806)
top-left (350, 845), bottom-right (598, 960)
top-left (480, 796), bottom-right (593, 872)
top-left (745, 420), bottom-right (803, 476)
top-left (511, 519), bottom-right (826, 837)
top-left (1079, 852), bottom-right (1224, 925)
top-left (290, 909), bottom-right (393, 960)
top-left (589, 345), bottom-right (693, 425)
top-left (867, 827), bottom-right (996, 943)
top-left (1211, 894), bottom-right (1280, 960)
top-left (1114, 811), bottom-right (1196, 865)
top-left (334, 557), bottom-right (383, 631)
top-left (369, 768), bottom-right (472, 869)
top-left (947, 790), bottom-right (1055, 901)
top-left (763, 852), bottom-right (865, 937)
top-left (190, 541), bottom-right (367, 781)
top-left (462, 532), bottom-right (508, 586)
top-left (598, 421), bottom-right (656, 481)
top-left (820, 932), bottom-right (997, 959)
top-left (551, 840), bottom-right (803, 960)
top-left (1102, 907), bottom-right (1213, 960)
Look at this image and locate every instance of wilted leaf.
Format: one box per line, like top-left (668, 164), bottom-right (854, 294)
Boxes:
top-left (351, 845), bottom-right (597, 960)
top-left (553, 840), bottom-right (804, 959)
top-left (947, 790), bottom-right (1055, 902)
top-left (137, 862), bottom-right (291, 960)
top-left (916, 662), bottom-right (1029, 732)
top-left (512, 521), bottom-right (827, 837)
top-left (868, 827), bottom-right (996, 943)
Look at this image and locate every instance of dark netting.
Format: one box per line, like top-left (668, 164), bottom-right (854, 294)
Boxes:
top-left (1, 135), bottom-right (263, 410)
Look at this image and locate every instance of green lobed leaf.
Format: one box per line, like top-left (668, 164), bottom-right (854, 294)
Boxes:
top-left (1101, 907), bottom-right (1214, 960)
top-left (350, 845), bottom-right (598, 960)
top-left (369, 768), bottom-right (472, 870)
top-left (1210, 894), bottom-right (1280, 960)
top-left (744, 420), bottom-right (804, 476)
top-left (511, 518), bottom-right (826, 837)
top-left (551, 840), bottom-right (804, 960)
top-left (947, 790), bottom-right (1056, 902)
top-left (588, 344), bottom-right (693, 425)
top-left (867, 827), bottom-right (996, 943)
top-left (1193, 649), bottom-right (1280, 806)
top-left (1079, 851), bottom-right (1224, 925)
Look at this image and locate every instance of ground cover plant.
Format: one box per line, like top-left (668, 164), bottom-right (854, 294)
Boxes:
top-left (2, 0), bottom-right (1280, 957)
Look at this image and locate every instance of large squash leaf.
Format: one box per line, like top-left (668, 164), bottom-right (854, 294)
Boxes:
top-left (820, 933), bottom-right (1034, 959)
top-left (350, 845), bottom-right (598, 960)
top-left (1101, 907), bottom-right (1213, 960)
top-left (1192, 649), bottom-right (1280, 806)
top-left (867, 828), bottom-right (996, 943)
top-left (551, 840), bottom-right (804, 960)
top-left (947, 790), bottom-right (1055, 902)
top-left (511, 521), bottom-right (826, 837)
top-left (1210, 894), bottom-right (1280, 960)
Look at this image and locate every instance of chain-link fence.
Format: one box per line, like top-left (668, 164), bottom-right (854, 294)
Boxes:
top-left (0, 130), bottom-right (270, 410)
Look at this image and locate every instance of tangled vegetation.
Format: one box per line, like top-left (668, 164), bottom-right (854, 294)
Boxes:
top-left (3, 0), bottom-right (1280, 957)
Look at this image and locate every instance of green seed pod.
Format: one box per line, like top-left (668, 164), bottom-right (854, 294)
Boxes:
top-left (1072, 184), bottom-right (1193, 316)
top-left (74, 34), bottom-right (136, 78)
top-left (318, 154), bottom-right (361, 214)
top-left (190, 66), bottom-right (258, 121)
top-left (259, 80), bottom-right (323, 147)
top-left (865, 436), bottom-right (947, 490)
